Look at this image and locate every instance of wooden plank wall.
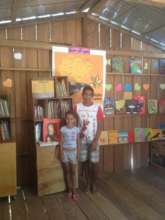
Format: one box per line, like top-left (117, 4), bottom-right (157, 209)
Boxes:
top-left (0, 16), bottom-right (163, 186)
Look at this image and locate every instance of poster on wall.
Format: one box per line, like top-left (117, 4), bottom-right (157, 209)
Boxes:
top-left (52, 46), bottom-right (106, 104)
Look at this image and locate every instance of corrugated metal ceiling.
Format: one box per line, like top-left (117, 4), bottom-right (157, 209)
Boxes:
top-left (0, 0), bottom-right (165, 50)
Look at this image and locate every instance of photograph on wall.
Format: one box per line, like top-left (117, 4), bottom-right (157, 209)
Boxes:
top-left (52, 46), bottom-right (106, 104)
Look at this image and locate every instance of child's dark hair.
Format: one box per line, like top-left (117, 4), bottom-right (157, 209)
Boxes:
top-left (82, 85), bottom-right (94, 96)
top-left (65, 111), bottom-right (77, 119)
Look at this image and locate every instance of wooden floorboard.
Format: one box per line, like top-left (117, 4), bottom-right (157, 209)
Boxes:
top-left (1, 167), bottom-right (165, 220)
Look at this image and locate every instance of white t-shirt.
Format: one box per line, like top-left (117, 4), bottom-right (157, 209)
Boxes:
top-left (76, 103), bottom-right (103, 144)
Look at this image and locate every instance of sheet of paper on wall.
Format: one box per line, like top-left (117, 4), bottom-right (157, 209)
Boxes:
top-left (115, 100), bottom-right (125, 114)
top-left (124, 92), bottom-right (133, 100)
top-left (112, 57), bottom-right (124, 73)
top-left (148, 99), bottom-right (158, 114)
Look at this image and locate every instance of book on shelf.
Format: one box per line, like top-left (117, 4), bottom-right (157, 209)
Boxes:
top-left (148, 128), bottom-right (163, 140)
top-left (112, 57), bottom-right (124, 73)
top-left (35, 122), bottom-right (42, 143)
top-left (0, 98), bottom-right (10, 117)
top-left (46, 101), bottom-right (61, 118)
top-left (148, 99), bottom-right (158, 114)
top-left (55, 80), bottom-right (68, 98)
top-left (99, 130), bottom-right (109, 145)
top-left (129, 57), bottom-right (143, 74)
top-left (134, 128), bottom-right (145, 142)
top-left (34, 105), bottom-right (44, 121)
top-left (60, 100), bottom-right (72, 118)
top-left (103, 97), bottom-right (115, 115)
top-left (128, 130), bottom-right (135, 144)
top-left (118, 130), bottom-right (128, 144)
top-left (43, 118), bottom-right (61, 143)
top-left (108, 130), bottom-right (118, 144)
top-left (0, 120), bottom-right (10, 141)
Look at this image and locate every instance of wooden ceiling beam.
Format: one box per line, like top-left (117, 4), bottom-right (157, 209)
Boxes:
top-left (125, 0), bottom-right (165, 8)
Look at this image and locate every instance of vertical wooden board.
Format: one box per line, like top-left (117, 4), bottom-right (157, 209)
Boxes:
top-left (133, 144), bottom-right (141, 169)
top-left (7, 26), bottom-right (21, 40)
top-left (0, 142), bottom-right (16, 197)
top-left (105, 74), bottom-right (114, 97)
top-left (114, 145), bottom-right (131, 172)
top-left (103, 145), bottom-right (114, 173)
top-left (0, 71), bottom-right (15, 117)
top-left (38, 49), bottom-right (50, 69)
top-left (100, 24), bottom-right (110, 49)
top-left (0, 47), bottom-right (13, 67)
top-left (122, 116), bottom-right (133, 131)
top-left (114, 115), bottom-right (123, 130)
top-left (37, 22), bottom-right (50, 42)
top-left (114, 75), bottom-right (124, 100)
top-left (149, 115), bottom-right (161, 128)
top-left (98, 146), bottom-right (104, 176)
top-left (111, 29), bottom-right (120, 49)
top-left (0, 28), bottom-right (6, 40)
top-left (25, 48), bottom-right (38, 68)
top-left (51, 20), bottom-right (64, 44)
top-left (26, 71), bottom-right (39, 120)
top-left (14, 71), bottom-right (28, 118)
top-left (17, 154), bottom-right (34, 186)
top-left (140, 143), bottom-right (149, 167)
top-left (13, 48), bottom-right (26, 68)
top-left (150, 76), bottom-right (159, 98)
top-left (22, 24), bottom-right (36, 41)
top-left (122, 33), bottom-right (131, 49)
top-left (151, 59), bottom-right (159, 75)
top-left (103, 117), bottom-right (114, 130)
top-left (82, 18), bottom-right (98, 49)
top-left (131, 38), bottom-right (141, 50)
top-left (63, 18), bottom-right (82, 46)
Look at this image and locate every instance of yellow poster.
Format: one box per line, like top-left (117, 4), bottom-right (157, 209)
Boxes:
top-left (52, 46), bottom-right (106, 104)
top-left (32, 80), bottom-right (54, 98)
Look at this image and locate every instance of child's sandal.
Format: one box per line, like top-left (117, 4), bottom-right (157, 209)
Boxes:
top-left (72, 193), bottom-right (79, 201)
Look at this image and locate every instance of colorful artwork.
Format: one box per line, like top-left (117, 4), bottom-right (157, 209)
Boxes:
top-left (112, 57), bottom-right (124, 73)
top-left (52, 46), bottom-right (106, 104)
top-left (104, 97), bottom-right (115, 115)
top-left (148, 99), bottom-right (158, 114)
top-left (124, 83), bottom-right (132, 92)
top-left (43, 118), bottom-right (61, 142)
top-left (129, 57), bottom-right (143, 74)
top-left (115, 83), bottom-right (123, 92)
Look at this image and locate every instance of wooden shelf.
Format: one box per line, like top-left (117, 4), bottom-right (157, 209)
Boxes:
top-left (0, 67), bottom-right (51, 72)
top-left (107, 72), bottom-right (165, 77)
top-left (0, 116), bottom-right (10, 119)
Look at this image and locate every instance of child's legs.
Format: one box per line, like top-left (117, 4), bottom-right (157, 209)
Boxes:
top-left (63, 163), bottom-right (72, 193)
top-left (70, 164), bottom-right (77, 194)
top-left (89, 144), bottom-right (100, 190)
top-left (79, 143), bottom-right (89, 187)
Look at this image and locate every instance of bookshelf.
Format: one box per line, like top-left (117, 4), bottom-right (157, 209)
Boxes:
top-left (31, 77), bottom-right (73, 196)
top-left (0, 96), bottom-right (16, 200)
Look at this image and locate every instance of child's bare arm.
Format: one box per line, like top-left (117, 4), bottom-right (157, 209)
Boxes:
top-left (60, 134), bottom-right (64, 159)
top-left (77, 134), bottom-right (80, 160)
top-left (91, 120), bottom-right (102, 150)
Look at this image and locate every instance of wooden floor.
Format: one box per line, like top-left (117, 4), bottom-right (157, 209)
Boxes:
top-left (1, 167), bottom-right (165, 220)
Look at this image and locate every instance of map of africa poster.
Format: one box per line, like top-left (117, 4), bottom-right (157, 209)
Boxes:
top-left (52, 46), bottom-right (106, 104)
